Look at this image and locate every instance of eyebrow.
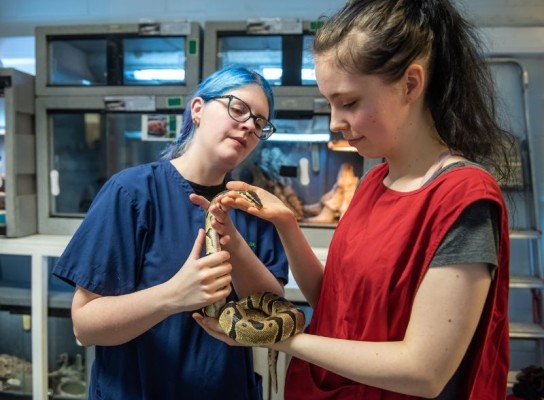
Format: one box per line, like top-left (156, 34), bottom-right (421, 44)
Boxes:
top-left (233, 95), bottom-right (269, 120)
top-left (322, 87), bottom-right (350, 101)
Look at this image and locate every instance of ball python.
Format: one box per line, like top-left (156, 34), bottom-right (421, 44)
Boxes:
top-left (201, 189), bottom-right (306, 392)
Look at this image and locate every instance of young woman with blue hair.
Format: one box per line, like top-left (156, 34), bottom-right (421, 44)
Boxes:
top-left (53, 65), bottom-right (287, 400)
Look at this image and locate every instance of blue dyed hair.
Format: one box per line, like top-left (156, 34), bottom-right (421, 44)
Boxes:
top-left (161, 65), bottom-right (275, 159)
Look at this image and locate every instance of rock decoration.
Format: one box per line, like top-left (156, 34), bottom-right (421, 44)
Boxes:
top-left (303, 163), bottom-right (359, 224)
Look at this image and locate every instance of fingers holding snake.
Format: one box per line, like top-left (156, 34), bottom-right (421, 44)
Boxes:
top-left (192, 191), bottom-right (239, 248)
top-left (166, 230), bottom-right (233, 312)
top-left (192, 312), bottom-right (241, 347)
top-left (201, 191), bottom-right (305, 344)
top-left (223, 182), bottom-right (295, 224)
top-left (207, 201), bottom-right (235, 247)
top-left (209, 291), bottom-right (306, 395)
top-left (199, 189), bottom-right (306, 394)
top-left (193, 293), bottom-right (306, 347)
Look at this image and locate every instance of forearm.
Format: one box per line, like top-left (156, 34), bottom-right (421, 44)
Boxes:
top-left (275, 333), bottom-right (443, 398)
top-left (218, 184), bottom-right (324, 305)
top-left (273, 265), bottom-right (491, 398)
top-left (273, 216), bottom-right (324, 307)
top-left (72, 283), bottom-right (177, 346)
top-left (223, 233), bottom-right (285, 298)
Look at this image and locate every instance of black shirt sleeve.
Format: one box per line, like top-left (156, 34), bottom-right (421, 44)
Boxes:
top-left (430, 200), bottom-right (500, 276)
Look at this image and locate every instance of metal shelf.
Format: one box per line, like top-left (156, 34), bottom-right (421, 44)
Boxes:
top-left (510, 275), bottom-right (544, 289)
top-left (0, 286), bottom-right (73, 310)
top-left (509, 322), bottom-right (544, 339)
top-left (0, 286), bottom-right (31, 308)
top-left (509, 229), bottom-right (541, 240)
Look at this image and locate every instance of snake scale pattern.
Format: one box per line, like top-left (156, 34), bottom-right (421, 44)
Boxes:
top-left (201, 189), bottom-right (306, 392)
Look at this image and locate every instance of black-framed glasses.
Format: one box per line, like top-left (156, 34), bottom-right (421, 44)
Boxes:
top-left (211, 94), bottom-right (276, 140)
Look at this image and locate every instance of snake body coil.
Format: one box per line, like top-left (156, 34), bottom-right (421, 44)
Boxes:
top-left (201, 189), bottom-right (306, 392)
top-left (218, 292), bottom-right (306, 345)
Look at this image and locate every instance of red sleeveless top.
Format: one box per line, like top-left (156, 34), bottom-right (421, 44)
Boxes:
top-left (285, 164), bottom-right (510, 400)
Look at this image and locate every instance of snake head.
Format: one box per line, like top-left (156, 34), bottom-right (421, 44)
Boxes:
top-left (240, 190), bottom-right (263, 209)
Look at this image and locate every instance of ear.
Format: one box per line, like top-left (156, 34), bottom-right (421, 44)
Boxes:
top-left (190, 96), bottom-right (205, 120)
top-left (404, 63), bottom-right (426, 103)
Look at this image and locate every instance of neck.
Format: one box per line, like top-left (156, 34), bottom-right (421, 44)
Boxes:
top-left (419, 150), bottom-right (452, 188)
top-left (384, 146), bottom-right (452, 191)
top-left (170, 156), bottom-right (226, 186)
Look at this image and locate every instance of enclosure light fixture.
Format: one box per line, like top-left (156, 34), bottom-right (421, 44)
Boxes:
top-left (268, 132), bottom-right (330, 142)
top-left (301, 68), bottom-right (316, 83)
top-left (133, 69), bottom-right (185, 81)
top-left (262, 67), bottom-right (282, 81)
top-left (328, 131), bottom-right (358, 152)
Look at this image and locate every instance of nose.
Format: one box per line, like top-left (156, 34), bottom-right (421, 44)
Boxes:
top-left (329, 109), bottom-right (347, 134)
top-left (240, 116), bottom-right (259, 135)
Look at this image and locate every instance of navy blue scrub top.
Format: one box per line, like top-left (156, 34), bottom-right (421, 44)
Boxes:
top-left (53, 160), bottom-right (289, 400)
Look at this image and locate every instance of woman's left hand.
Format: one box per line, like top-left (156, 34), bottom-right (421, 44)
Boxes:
top-left (192, 313), bottom-right (243, 346)
top-left (190, 193), bottom-right (236, 247)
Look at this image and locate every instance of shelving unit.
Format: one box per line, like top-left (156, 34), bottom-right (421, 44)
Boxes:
top-left (0, 233), bottom-right (321, 400)
top-left (487, 58), bottom-right (544, 385)
top-left (0, 68), bottom-right (37, 238)
top-left (0, 235), bottom-right (72, 400)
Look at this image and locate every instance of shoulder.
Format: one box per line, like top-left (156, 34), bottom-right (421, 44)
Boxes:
top-left (110, 161), bottom-right (165, 183)
top-left (437, 162), bottom-right (502, 195)
top-left (87, 161), bottom-right (173, 214)
top-left (105, 161), bottom-right (171, 194)
top-left (430, 162), bottom-right (507, 218)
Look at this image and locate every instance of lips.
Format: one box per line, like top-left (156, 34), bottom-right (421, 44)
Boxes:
top-left (348, 137), bottom-right (362, 147)
top-left (230, 136), bottom-right (247, 148)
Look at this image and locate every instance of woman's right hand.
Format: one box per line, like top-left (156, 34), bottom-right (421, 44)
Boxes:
top-left (223, 181), bottom-right (295, 226)
top-left (166, 229), bottom-right (233, 313)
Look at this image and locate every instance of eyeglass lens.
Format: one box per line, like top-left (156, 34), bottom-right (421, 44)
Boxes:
top-left (226, 96), bottom-right (274, 136)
